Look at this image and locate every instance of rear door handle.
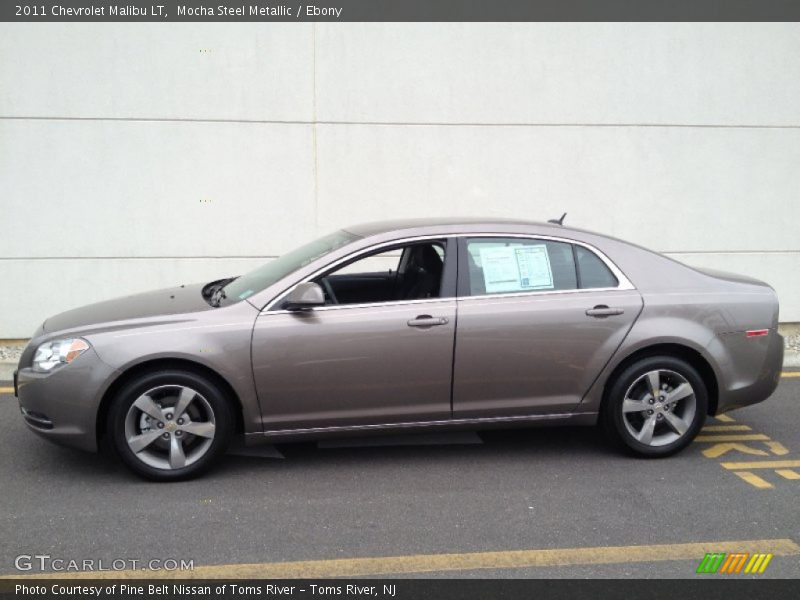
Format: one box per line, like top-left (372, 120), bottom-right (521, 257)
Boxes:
top-left (407, 315), bottom-right (449, 328)
top-left (585, 305), bottom-right (625, 318)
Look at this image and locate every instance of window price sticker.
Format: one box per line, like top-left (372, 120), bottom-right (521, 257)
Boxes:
top-left (479, 244), bottom-right (554, 293)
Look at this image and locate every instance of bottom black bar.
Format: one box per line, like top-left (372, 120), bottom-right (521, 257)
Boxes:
top-left (1, 579), bottom-right (799, 600)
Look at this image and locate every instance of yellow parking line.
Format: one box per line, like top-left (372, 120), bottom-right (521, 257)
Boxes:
top-left (701, 425), bottom-right (752, 432)
top-left (733, 471), bottom-right (774, 489)
top-left (781, 372), bottom-right (800, 378)
top-left (694, 434), bottom-right (770, 443)
top-left (721, 460), bottom-right (800, 470)
top-left (715, 414), bottom-right (736, 422)
top-left (765, 441), bottom-right (789, 455)
top-left (0, 387), bottom-right (13, 394)
top-left (775, 469), bottom-right (800, 480)
top-left (7, 539), bottom-right (799, 579)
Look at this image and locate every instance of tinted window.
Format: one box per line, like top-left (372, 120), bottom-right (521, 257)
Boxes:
top-left (465, 238), bottom-right (577, 296)
top-left (313, 242), bottom-right (445, 306)
top-left (222, 230), bottom-right (359, 304)
top-left (575, 245), bottom-right (618, 289)
top-left (333, 249), bottom-right (403, 276)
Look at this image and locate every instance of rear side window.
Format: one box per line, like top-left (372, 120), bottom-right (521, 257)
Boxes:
top-left (465, 238), bottom-right (577, 296)
top-left (575, 245), bottom-right (618, 289)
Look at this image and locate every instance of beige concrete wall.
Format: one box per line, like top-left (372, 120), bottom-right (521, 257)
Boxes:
top-left (1, 23), bottom-right (798, 336)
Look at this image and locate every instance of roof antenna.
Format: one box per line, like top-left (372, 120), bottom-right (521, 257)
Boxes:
top-left (548, 212), bottom-right (567, 226)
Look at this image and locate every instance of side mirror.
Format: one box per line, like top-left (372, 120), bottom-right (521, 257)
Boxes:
top-left (284, 282), bottom-right (326, 310)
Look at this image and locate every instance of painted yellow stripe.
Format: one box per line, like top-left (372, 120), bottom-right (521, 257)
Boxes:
top-left (6, 539), bottom-right (799, 580)
top-left (0, 387), bottom-right (13, 394)
top-left (702, 443), bottom-right (768, 459)
top-left (781, 372), bottom-right (800, 378)
top-left (776, 469), bottom-right (800, 480)
top-left (694, 434), bottom-right (770, 443)
top-left (733, 471), bottom-right (773, 489)
top-left (715, 414), bottom-right (736, 422)
top-left (721, 460), bottom-right (800, 470)
top-left (702, 425), bottom-right (752, 432)
top-left (765, 441), bottom-right (789, 455)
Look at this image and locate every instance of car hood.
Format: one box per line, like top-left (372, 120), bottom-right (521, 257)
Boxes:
top-left (43, 282), bottom-right (213, 334)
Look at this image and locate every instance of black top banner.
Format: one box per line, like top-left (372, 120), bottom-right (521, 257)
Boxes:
top-left (3, 0), bottom-right (800, 22)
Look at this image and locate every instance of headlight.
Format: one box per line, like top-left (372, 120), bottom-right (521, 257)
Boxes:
top-left (32, 339), bottom-right (90, 372)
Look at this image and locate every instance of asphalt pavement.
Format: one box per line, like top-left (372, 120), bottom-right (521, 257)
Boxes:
top-left (1, 376), bottom-right (799, 579)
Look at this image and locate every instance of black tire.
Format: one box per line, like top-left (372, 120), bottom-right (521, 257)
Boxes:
top-left (601, 356), bottom-right (708, 457)
top-left (107, 370), bottom-right (234, 481)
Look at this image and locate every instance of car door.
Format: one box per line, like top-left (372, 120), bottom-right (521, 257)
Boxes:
top-left (250, 238), bottom-right (457, 432)
top-left (452, 236), bottom-right (643, 418)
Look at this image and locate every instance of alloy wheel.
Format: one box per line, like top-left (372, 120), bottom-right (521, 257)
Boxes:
top-left (621, 369), bottom-right (697, 447)
top-left (124, 385), bottom-right (217, 470)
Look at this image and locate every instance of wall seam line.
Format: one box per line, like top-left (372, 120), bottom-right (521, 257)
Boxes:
top-left (2, 116), bottom-right (800, 129)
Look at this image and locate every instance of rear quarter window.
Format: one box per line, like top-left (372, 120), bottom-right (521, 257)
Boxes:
top-left (575, 245), bottom-right (619, 289)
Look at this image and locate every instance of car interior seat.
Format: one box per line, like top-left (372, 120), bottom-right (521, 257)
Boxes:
top-left (398, 244), bottom-right (443, 299)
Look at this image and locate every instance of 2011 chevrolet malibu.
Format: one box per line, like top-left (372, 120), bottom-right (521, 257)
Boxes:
top-left (14, 218), bottom-right (783, 480)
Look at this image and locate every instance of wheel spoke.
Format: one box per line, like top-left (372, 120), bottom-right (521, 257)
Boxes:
top-left (127, 430), bottom-right (163, 453)
top-left (646, 371), bottom-right (661, 398)
top-left (636, 415), bottom-right (658, 445)
top-left (666, 383), bottom-right (693, 404)
top-left (169, 436), bottom-right (186, 469)
top-left (133, 394), bottom-right (165, 421)
top-left (664, 412), bottom-right (690, 436)
top-left (181, 421), bottom-right (216, 439)
top-left (622, 398), bottom-right (649, 413)
top-left (173, 387), bottom-right (196, 419)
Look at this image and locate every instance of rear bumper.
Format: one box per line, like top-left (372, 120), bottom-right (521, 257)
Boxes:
top-left (15, 348), bottom-right (118, 452)
top-left (714, 329), bottom-right (784, 414)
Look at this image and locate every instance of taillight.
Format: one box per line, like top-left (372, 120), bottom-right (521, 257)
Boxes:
top-left (746, 329), bottom-right (769, 338)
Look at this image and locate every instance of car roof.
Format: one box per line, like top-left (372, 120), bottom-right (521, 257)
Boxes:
top-left (344, 217), bottom-right (570, 237)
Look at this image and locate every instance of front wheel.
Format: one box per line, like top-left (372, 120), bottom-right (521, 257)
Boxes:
top-left (602, 356), bottom-right (708, 457)
top-left (108, 370), bottom-right (234, 481)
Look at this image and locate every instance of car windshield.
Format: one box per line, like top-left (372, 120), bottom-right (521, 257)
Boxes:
top-left (220, 230), bottom-right (359, 305)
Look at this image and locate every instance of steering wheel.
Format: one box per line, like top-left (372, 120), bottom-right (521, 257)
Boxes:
top-left (320, 277), bottom-right (339, 305)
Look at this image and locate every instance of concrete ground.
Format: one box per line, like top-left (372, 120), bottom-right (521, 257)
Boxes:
top-left (0, 375), bottom-right (799, 579)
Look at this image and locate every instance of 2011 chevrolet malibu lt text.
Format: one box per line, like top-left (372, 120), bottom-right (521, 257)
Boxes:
top-left (14, 218), bottom-right (783, 480)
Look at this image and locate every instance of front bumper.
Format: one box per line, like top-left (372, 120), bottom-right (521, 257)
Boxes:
top-left (16, 347), bottom-right (119, 452)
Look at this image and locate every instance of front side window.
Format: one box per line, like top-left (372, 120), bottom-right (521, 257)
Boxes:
top-left (465, 238), bottom-right (577, 296)
top-left (221, 230), bottom-right (359, 304)
top-left (312, 241), bottom-right (447, 306)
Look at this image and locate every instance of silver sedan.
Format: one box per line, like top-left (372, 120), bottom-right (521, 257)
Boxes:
top-left (14, 218), bottom-right (783, 480)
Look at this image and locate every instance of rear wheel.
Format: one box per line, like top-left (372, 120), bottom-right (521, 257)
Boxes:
top-left (602, 356), bottom-right (707, 457)
top-left (108, 370), bottom-right (233, 481)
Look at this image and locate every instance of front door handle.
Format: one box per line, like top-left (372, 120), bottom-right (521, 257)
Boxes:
top-left (585, 305), bottom-right (625, 318)
top-left (407, 315), bottom-right (449, 328)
